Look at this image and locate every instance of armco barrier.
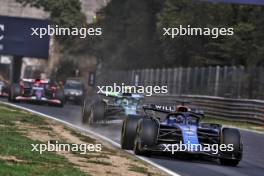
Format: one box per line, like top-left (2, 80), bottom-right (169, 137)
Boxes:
top-left (146, 95), bottom-right (264, 125)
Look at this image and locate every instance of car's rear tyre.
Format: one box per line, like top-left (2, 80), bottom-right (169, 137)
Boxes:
top-left (134, 119), bottom-right (158, 155)
top-left (88, 101), bottom-right (105, 124)
top-left (8, 84), bottom-right (20, 102)
top-left (82, 96), bottom-right (102, 124)
top-left (121, 115), bottom-right (141, 150)
top-left (82, 98), bottom-right (91, 123)
top-left (219, 128), bottom-right (243, 166)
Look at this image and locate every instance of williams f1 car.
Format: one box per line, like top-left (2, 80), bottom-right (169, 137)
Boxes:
top-left (121, 104), bottom-right (243, 166)
top-left (8, 79), bottom-right (65, 107)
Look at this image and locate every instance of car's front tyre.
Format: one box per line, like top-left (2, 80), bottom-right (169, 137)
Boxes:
top-left (89, 101), bottom-right (105, 124)
top-left (219, 128), bottom-right (243, 166)
top-left (134, 119), bottom-right (158, 156)
top-left (121, 115), bottom-right (141, 150)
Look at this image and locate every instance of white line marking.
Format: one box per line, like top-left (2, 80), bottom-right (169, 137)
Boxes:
top-left (0, 101), bottom-right (181, 176)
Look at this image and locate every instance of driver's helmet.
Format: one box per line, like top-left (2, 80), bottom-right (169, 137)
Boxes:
top-left (34, 79), bottom-right (42, 87)
top-left (59, 81), bottom-right (64, 88)
top-left (176, 105), bottom-right (189, 112)
top-left (121, 98), bottom-right (129, 105)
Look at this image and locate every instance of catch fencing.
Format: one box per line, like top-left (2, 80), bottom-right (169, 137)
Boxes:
top-left (97, 66), bottom-right (264, 100)
top-left (96, 66), bottom-right (264, 125)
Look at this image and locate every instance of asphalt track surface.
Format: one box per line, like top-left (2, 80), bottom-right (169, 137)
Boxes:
top-left (1, 98), bottom-right (264, 176)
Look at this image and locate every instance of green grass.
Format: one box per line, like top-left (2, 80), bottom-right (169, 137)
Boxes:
top-left (0, 105), bottom-right (47, 126)
top-left (72, 152), bottom-right (110, 160)
top-left (202, 116), bottom-right (264, 133)
top-left (0, 104), bottom-right (165, 176)
top-left (128, 164), bottom-right (152, 175)
top-left (0, 160), bottom-right (87, 176)
top-left (86, 160), bottom-right (112, 166)
top-left (66, 127), bottom-right (96, 144)
top-left (0, 105), bottom-right (89, 176)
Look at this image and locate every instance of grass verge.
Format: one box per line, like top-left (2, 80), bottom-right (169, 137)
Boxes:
top-left (0, 105), bottom-right (87, 176)
top-left (0, 104), bottom-right (166, 176)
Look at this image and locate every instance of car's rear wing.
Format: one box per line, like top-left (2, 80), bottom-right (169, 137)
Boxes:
top-left (143, 104), bottom-right (174, 114)
top-left (143, 104), bottom-right (205, 118)
top-left (22, 78), bottom-right (50, 84)
top-left (99, 91), bottom-right (144, 99)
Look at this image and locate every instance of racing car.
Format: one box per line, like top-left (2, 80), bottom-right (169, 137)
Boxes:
top-left (8, 78), bottom-right (65, 107)
top-left (121, 103), bottom-right (243, 166)
top-left (82, 91), bottom-right (144, 124)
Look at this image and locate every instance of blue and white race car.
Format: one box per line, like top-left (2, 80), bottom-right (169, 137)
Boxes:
top-left (121, 103), bottom-right (243, 166)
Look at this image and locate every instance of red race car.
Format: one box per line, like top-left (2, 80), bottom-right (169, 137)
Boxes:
top-left (8, 78), bottom-right (65, 107)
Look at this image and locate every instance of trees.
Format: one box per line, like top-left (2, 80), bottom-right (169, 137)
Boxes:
top-left (16, 0), bottom-right (264, 69)
top-left (92, 0), bottom-right (163, 69)
top-left (95, 0), bottom-right (264, 69)
top-left (16, 0), bottom-right (87, 79)
top-left (157, 0), bottom-right (264, 67)
top-left (16, 0), bottom-right (86, 47)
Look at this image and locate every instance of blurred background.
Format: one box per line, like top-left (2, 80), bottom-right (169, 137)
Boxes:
top-left (0, 0), bottom-right (264, 99)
